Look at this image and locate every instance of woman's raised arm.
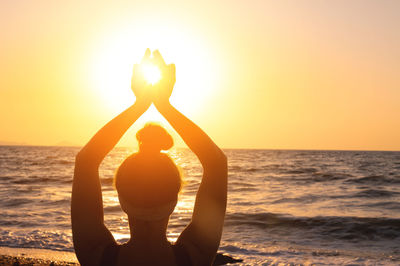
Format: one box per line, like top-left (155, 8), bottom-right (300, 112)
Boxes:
top-left (71, 50), bottom-right (152, 265)
top-left (152, 51), bottom-right (227, 264)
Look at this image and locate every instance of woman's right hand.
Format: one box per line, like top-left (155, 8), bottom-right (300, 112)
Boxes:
top-left (152, 50), bottom-right (176, 108)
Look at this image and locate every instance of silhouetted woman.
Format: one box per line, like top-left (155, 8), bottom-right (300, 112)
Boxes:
top-left (71, 49), bottom-right (227, 265)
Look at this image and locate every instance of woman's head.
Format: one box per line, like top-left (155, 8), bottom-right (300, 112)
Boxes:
top-left (115, 123), bottom-right (181, 220)
top-left (136, 123), bottom-right (173, 153)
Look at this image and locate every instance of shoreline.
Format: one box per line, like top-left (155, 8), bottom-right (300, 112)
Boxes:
top-left (0, 247), bottom-right (78, 265)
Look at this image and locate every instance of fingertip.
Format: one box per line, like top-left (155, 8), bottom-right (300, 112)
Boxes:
top-left (141, 49), bottom-right (151, 63)
top-left (153, 50), bottom-right (166, 65)
top-left (153, 50), bottom-right (161, 60)
top-left (153, 49), bottom-right (160, 56)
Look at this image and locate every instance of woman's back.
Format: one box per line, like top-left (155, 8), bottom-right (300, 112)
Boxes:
top-left (100, 242), bottom-right (192, 266)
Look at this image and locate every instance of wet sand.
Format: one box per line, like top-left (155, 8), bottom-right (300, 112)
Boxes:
top-left (0, 247), bottom-right (78, 266)
top-left (0, 254), bottom-right (78, 265)
top-left (0, 246), bottom-right (243, 265)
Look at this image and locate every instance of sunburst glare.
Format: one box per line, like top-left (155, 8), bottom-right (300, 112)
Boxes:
top-left (140, 63), bottom-right (161, 85)
top-left (87, 20), bottom-right (221, 120)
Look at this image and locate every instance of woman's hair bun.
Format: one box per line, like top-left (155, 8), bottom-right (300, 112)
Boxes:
top-left (136, 123), bottom-right (173, 152)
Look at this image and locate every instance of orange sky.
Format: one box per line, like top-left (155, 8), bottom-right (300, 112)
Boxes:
top-left (1, 1), bottom-right (399, 150)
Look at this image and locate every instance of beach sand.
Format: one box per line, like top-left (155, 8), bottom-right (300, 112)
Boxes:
top-left (0, 247), bottom-right (78, 266)
top-left (0, 247), bottom-right (242, 265)
top-left (0, 255), bottom-right (78, 266)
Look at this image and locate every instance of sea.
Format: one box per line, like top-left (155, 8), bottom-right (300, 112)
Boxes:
top-left (0, 145), bottom-right (400, 265)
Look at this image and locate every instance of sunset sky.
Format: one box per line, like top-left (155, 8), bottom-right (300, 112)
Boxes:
top-left (1, 1), bottom-right (399, 150)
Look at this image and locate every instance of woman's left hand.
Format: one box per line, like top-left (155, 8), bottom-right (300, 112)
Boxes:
top-left (131, 49), bottom-right (152, 108)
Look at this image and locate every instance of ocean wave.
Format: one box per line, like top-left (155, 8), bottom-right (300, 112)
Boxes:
top-left (283, 167), bottom-right (318, 174)
top-left (41, 199), bottom-right (71, 206)
top-left (104, 205), bottom-right (123, 213)
top-left (10, 175), bottom-right (71, 185)
top-left (228, 165), bottom-right (264, 173)
top-left (0, 219), bottom-right (45, 228)
top-left (0, 198), bottom-right (32, 207)
top-left (353, 189), bottom-right (399, 198)
top-left (228, 181), bottom-right (258, 192)
top-left (55, 160), bottom-right (74, 165)
top-left (11, 177), bottom-right (53, 184)
top-left (273, 172), bottom-right (352, 183)
top-left (101, 177), bottom-right (115, 185)
top-left (0, 229), bottom-right (73, 252)
top-left (271, 194), bottom-right (319, 204)
top-left (345, 175), bottom-right (400, 185)
top-left (360, 201), bottom-right (400, 210)
top-left (228, 163), bottom-right (283, 173)
top-left (225, 212), bottom-right (400, 241)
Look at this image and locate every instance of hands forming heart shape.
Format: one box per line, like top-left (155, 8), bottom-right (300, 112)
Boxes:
top-left (131, 49), bottom-right (176, 109)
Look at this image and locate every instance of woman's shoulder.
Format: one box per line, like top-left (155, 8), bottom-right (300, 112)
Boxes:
top-left (174, 236), bottom-right (216, 266)
top-left (99, 242), bottom-right (121, 266)
top-left (172, 242), bottom-right (193, 266)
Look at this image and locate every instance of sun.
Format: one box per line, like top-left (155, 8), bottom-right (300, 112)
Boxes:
top-left (87, 19), bottom-right (222, 120)
top-left (140, 62), bottom-right (161, 85)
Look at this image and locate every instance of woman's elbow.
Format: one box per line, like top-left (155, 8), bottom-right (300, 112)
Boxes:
top-left (75, 150), bottom-right (89, 166)
top-left (74, 149), bottom-right (99, 168)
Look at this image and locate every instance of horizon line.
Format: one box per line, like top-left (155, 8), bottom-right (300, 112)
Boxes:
top-left (0, 143), bottom-right (399, 153)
